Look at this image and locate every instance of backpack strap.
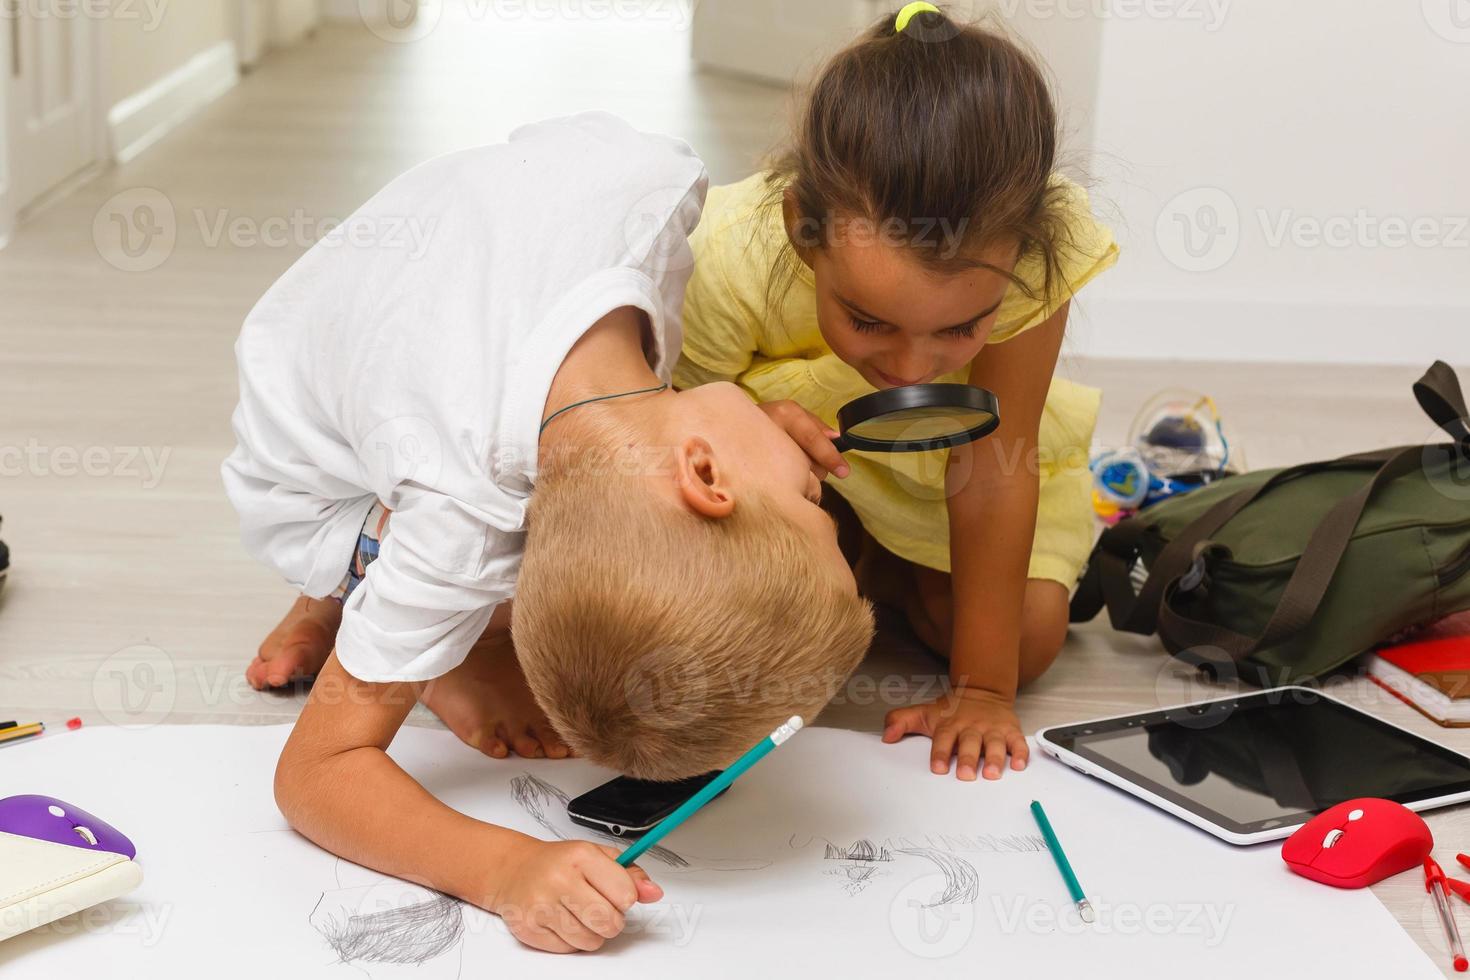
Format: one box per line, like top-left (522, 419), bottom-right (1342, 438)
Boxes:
top-left (1073, 361), bottom-right (1466, 640)
top-left (1155, 444), bottom-right (1424, 661)
top-left (1415, 360), bottom-right (1470, 448)
top-left (1160, 361), bottom-right (1465, 659)
top-left (1073, 450), bottom-right (1401, 633)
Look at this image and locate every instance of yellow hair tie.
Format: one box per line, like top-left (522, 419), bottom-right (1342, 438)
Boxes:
top-left (895, 1), bottom-right (941, 32)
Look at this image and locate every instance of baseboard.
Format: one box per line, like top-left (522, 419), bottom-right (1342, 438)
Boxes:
top-left (1069, 295), bottom-right (1470, 366)
top-left (107, 41), bottom-right (240, 165)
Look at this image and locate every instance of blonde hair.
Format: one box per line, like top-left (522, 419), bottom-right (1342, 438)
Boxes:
top-left (513, 459), bottom-right (874, 781)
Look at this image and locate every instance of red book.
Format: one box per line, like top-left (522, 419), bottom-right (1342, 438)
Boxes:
top-left (1366, 635), bottom-right (1470, 728)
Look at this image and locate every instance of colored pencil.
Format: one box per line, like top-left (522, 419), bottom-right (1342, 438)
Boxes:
top-left (1031, 799), bottom-right (1095, 923)
top-left (0, 722), bottom-right (44, 746)
top-left (617, 717), bottom-right (804, 867)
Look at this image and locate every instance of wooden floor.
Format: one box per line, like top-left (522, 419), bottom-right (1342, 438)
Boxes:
top-left (0, 7), bottom-right (1466, 972)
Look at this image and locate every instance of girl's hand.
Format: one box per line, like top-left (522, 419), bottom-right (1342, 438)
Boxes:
top-left (492, 840), bottom-right (662, 953)
top-left (882, 687), bottom-right (1029, 781)
top-left (758, 400), bottom-right (849, 479)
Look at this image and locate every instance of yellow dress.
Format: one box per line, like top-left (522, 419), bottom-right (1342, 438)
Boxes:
top-left (673, 173), bottom-right (1120, 587)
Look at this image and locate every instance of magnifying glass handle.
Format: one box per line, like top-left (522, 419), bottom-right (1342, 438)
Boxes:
top-left (831, 433), bottom-right (851, 454)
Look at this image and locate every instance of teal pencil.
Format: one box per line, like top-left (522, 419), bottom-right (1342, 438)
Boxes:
top-left (1030, 800), bottom-right (1095, 923)
top-left (616, 716), bottom-right (804, 867)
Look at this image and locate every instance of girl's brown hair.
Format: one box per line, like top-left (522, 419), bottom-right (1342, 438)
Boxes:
top-left (768, 6), bottom-right (1076, 302)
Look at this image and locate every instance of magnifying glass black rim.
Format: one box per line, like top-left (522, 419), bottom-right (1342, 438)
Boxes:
top-left (835, 383), bottom-right (1001, 453)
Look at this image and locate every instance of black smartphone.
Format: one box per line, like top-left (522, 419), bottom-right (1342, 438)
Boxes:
top-left (566, 771), bottom-right (725, 837)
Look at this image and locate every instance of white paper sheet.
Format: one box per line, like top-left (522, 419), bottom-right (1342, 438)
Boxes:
top-left (0, 724), bottom-right (1444, 978)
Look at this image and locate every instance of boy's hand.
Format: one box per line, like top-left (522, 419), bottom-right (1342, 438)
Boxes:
top-left (882, 687), bottom-right (1029, 781)
top-left (493, 840), bottom-right (662, 953)
top-left (759, 400), bottom-right (849, 480)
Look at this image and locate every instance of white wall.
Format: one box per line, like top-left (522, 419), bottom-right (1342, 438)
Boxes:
top-left (1066, 1), bottom-right (1470, 365)
top-left (694, 1), bottom-right (1470, 365)
top-left (105, 0), bottom-right (321, 164)
top-left (967, 1), bottom-right (1105, 174)
top-left (0, 12), bottom-right (11, 247)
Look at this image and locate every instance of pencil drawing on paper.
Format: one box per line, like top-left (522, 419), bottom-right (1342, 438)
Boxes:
top-left (886, 833), bottom-right (1048, 854)
top-left (822, 838), bottom-right (895, 896)
top-left (311, 891), bottom-right (463, 966)
top-left (509, 772), bottom-right (772, 872)
top-left (895, 847), bottom-right (979, 906)
top-left (309, 860), bottom-right (465, 979)
top-left (797, 832), bottom-right (1046, 905)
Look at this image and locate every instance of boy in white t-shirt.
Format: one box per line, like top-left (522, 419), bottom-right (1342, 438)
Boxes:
top-left (222, 114), bottom-right (873, 953)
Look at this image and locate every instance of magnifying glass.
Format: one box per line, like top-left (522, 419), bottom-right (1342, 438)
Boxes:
top-left (831, 383), bottom-right (1001, 453)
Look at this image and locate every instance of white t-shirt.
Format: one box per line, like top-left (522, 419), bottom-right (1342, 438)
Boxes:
top-left (222, 113), bottom-right (708, 682)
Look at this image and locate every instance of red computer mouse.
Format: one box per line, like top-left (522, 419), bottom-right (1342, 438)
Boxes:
top-left (1281, 798), bottom-right (1433, 889)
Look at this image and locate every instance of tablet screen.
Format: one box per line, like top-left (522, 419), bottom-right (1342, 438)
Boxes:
top-left (1042, 689), bottom-right (1470, 837)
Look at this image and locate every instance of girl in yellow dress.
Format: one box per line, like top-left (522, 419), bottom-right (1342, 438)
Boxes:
top-left (674, 3), bottom-right (1119, 781)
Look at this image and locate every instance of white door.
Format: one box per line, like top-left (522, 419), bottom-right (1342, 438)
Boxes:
top-left (238, 0), bottom-right (273, 69)
top-left (6, 2), bottom-right (97, 212)
top-left (692, 0), bottom-right (886, 85)
top-left (238, 1), bottom-right (321, 72)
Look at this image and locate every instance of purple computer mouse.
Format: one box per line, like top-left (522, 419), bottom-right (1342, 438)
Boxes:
top-left (0, 795), bottom-right (136, 859)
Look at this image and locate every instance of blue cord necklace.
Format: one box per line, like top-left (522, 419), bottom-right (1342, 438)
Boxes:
top-left (539, 383), bottom-right (669, 435)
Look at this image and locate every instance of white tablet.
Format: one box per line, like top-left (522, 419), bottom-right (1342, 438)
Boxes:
top-left (1035, 686), bottom-right (1470, 845)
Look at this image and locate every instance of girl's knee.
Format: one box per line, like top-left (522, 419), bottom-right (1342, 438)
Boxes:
top-left (905, 565), bottom-right (954, 656)
top-left (1018, 580), bottom-right (1070, 687)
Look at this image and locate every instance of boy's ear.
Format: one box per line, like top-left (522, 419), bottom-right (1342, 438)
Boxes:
top-left (673, 436), bottom-right (735, 519)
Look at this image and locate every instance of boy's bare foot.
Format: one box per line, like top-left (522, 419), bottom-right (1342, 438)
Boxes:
top-left (247, 595), bottom-right (342, 690)
top-left (420, 629), bottom-right (573, 761)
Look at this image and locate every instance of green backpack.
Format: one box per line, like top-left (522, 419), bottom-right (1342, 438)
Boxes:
top-left (1070, 361), bottom-right (1470, 686)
